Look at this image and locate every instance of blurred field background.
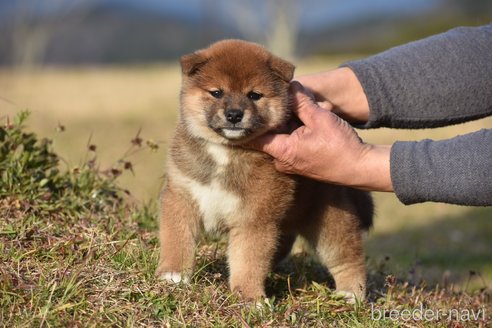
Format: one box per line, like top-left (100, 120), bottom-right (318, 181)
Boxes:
top-left (1, 0), bottom-right (491, 315)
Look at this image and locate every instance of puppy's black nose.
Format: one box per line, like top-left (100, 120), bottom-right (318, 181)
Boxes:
top-left (225, 109), bottom-right (244, 124)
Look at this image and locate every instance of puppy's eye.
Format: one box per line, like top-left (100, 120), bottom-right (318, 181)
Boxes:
top-left (247, 91), bottom-right (262, 101)
top-left (209, 90), bottom-right (223, 99)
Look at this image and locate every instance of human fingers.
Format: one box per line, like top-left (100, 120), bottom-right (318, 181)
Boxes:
top-left (244, 132), bottom-right (291, 159)
top-left (293, 74), bottom-right (322, 98)
top-left (293, 75), bottom-right (335, 111)
top-left (289, 81), bottom-right (325, 126)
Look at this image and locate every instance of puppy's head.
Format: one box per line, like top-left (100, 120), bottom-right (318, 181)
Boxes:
top-left (179, 39), bottom-right (295, 145)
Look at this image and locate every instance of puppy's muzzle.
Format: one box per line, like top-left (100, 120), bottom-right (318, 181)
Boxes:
top-left (225, 109), bottom-right (244, 124)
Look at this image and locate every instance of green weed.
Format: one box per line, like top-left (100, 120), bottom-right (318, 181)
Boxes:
top-left (0, 112), bottom-right (489, 327)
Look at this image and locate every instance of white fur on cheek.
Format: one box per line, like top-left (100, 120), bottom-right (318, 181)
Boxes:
top-left (181, 93), bottom-right (226, 143)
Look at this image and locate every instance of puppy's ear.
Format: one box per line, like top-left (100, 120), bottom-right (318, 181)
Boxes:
top-left (180, 51), bottom-right (208, 76)
top-left (269, 55), bottom-right (295, 82)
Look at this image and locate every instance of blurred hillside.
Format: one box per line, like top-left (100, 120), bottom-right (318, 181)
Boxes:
top-left (302, 0), bottom-right (492, 56)
top-left (0, 0), bottom-right (490, 68)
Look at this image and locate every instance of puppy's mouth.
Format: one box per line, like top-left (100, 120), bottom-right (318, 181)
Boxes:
top-left (206, 113), bottom-right (266, 142)
top-left (216, 127), bottom-right (252, 140)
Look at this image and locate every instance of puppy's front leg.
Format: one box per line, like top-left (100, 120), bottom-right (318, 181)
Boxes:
top-left (156, 184), bottom-right (200, 283)
top-left (227, 223), bottom-right (279, 300)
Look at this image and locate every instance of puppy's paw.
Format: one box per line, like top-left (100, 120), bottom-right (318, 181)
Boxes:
top-left (158, 271), bottom-right (190, 284)
top-left (335, 290), bottom-right (359, 304)
top-left (231, 284), bottom-right (265, 301)
top-left (255, 297), bottom-right (274, 311)
top-left (237, 296), bottom-right (272, 312)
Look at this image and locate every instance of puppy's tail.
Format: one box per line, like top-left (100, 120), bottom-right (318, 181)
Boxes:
top-left (350, 189), bottom-right (374, 230)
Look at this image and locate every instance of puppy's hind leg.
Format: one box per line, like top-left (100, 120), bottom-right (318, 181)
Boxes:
top-left (272, 233), bottom-right (296, 268)
top-left (156, 184), bottom-right (201, 284)
top-left (302, 208), bottom-right (367, 303)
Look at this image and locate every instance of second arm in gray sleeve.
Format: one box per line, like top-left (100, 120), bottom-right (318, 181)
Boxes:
top-left (344, 24), bottom-right (492, 129)
top-left (391, 129), bottom-right (492, 206)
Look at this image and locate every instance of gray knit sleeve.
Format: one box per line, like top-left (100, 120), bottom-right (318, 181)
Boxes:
top-left (390, 129), bottom-right (492, 206)
top-left (343, 24), bottom-right (492, 129)
top-left (343, 24), bottom-right (492, 205)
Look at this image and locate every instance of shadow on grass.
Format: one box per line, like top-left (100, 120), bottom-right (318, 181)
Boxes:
top-left (365, 206), bottom-right (492, 291)
top-left (267, 207), bottom-right (491, 300)
top-left (192, 207), bottom-right (491, 301)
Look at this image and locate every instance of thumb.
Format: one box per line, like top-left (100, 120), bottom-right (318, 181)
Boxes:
top-left (245, 133), bottom-right (290, 159)
top-left (290, 81), bottom-right (323, 126)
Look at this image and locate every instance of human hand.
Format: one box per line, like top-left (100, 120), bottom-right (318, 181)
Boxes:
top-left (295, 67), bottom-right (370, 124)
top-left (247, 81), bottom-right (393, 192)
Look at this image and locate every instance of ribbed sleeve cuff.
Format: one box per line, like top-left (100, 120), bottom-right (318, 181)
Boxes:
top-left (390, 130), bottom-right (492, 206)
top-left (341, 61), bottom-right (387, 129)
top-left (390, 141), bottom-right (422, 205)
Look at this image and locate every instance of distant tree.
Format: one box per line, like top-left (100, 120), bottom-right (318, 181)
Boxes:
top-left (9, 0), bottom-right (93, 69)
top-left (227, 0), bottom-right (299, 60)
top-left (11, 1), bottom-right (50, 69)
top-left (266, 0), bottom-right (299, 60)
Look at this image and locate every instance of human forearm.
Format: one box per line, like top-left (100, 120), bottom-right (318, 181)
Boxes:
top-left (248, 84), bottom-right (492, 205)
top-left (295, 67), bottom-right (370, 124)
top-left (355, 144), bottom-right (392, 192)
top-left (391, 129), bottom-right (492, 205)
top-left (298, 24), bottom-right (492, 129)
top-left (344, 24), bottom-right (492, 129)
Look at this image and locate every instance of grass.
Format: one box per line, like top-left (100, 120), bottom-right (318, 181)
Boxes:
top-left (1, 62), bottom-right (491, 327)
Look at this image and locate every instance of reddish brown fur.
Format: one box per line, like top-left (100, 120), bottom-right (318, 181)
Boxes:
top-left (157, 39), bottom-right (373, 302)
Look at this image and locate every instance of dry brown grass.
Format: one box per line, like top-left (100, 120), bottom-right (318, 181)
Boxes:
top-left (0, 61), bottom-right (490, 326)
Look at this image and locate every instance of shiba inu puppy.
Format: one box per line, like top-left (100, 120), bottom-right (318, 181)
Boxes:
top-left (156, 39), bottom-right (373, 302)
